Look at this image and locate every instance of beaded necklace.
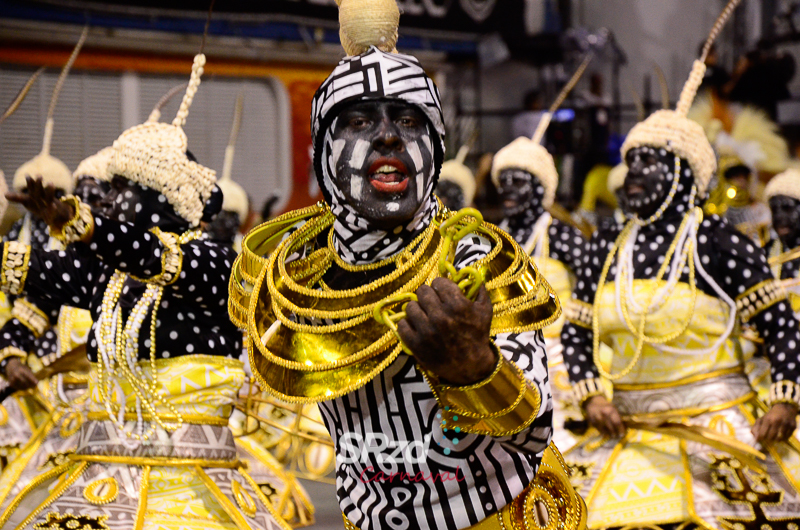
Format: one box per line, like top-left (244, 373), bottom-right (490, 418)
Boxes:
top-left (94, 229), bottom-right (200, 444)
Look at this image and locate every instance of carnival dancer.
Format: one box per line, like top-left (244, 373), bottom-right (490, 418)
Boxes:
top-left (560, 1), bottom-right (800, 528)
top-left (491, 57), bottom-right (593, 450)
top-left (0, 32), bottom-right (90, 469)
top-left (229, 1), bottom-right (586, 529)
top-left (0, 50), bottom-right (289, 530)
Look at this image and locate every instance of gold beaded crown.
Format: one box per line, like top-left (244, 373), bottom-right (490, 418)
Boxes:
top-left (622, 0), bottom-right (742, 196)
top-left (108, 54), bottom-right (216, 227)
top-left (218, 94), bottom-right (249, 221)
top-left (491, 54), bottom-right (593, 208)
top-left (13, 29), bottom-right (88, 193)
top-left (73, 146), bottom-right (114, 184)
top-left (439, 145), bottom-right (476, 205)
top-left (765, 168), bottom-right (800, 202)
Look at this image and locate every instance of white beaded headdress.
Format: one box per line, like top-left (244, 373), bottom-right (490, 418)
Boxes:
top-left (218, 94), bottom-right (249, 221)
top-left (439, 145), bottom-right (476, 206)
top-left (13, 28), bottom-right (88, 193)
top-left (108, 55), bottom-right (216, 227)
top-left (765, 169), bottom-right (800, 202)
top-left (491, 54), bottom-right (593, 208)
top-left (622, 0), bottom-right (742, 196)
top-left (607, 163), bottom-right (628, 194)
top-left (73, 147), bottom-right (114, 184)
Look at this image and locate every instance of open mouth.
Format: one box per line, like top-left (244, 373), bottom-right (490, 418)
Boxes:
top-left (368, 158), bottom-right (409, 194)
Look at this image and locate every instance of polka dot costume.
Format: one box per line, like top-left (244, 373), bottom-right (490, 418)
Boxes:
top-left (5, 213), bottom-right (241, 363)
top-left (561, 156), bottom-right (800, 387)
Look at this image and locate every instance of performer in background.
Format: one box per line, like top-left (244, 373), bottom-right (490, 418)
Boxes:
top-left (561, 1), bottom-right (800, 527)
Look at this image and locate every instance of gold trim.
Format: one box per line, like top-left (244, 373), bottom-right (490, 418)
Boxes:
top-left (83, 477), bottom-right (119, 505)
top-left (88, 353), bottom-right (244, 371)
top-left (232, 479), bottom-right (257, 518)
top-left (68, 454), bottom-right (241, 468)
top-left (194, 466), bottom-right (251, 530)
top-left (584, 430), bottom-right (631, 509)
top-left (134, 465), bottom-right (150, 530)
top-left (86, 411), bottom-right (229, 427)
top-left (2, 241), bottom-right (31, 296)
top-left (238, 462), bottom-right (294, 530)
top-left (622, 392), bottom-right (755, 421)
top-left (9, 461), bottom-right (88, 530)
top-left (0, 346), bottom-right (26, 365)
top-left (11, 298), bottom-right (49, 338)
top-left (614, 367), bottom-right (744, 391)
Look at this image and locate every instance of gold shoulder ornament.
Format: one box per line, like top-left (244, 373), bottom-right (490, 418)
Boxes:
top-left (229, 203), bottom-right (560, 403)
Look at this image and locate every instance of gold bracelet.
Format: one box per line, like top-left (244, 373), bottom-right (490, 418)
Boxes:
top-left (572, 378), bottom-right (606, 408)
top-left (51, 195), bottom-right (93, 245)
top-left (425, 353), bottom-right (542, 437)
top-left (0, 346), bottom-right (27, 365)
top-left (769, 380), bottom-right (800, 409)
top-left (130, 228), bottom-right (201, 286)
top-left (1, 241), bottom-right (31, 295)
top-left (11, 299), bottom-right (50, 338)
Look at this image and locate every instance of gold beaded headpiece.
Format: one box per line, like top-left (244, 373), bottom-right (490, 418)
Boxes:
top-left (108, 55), bottom-right (216, 227)
top-left (218, 94), bottom-right (249, 222)
top-left (13, 28), bottom-right (88, 193)
top-left (622, 0), bottom-right (742, 196)
top-left (491, 54), bottom-right (593, 208)
top-left (765, 168), bottom-right (800, 202)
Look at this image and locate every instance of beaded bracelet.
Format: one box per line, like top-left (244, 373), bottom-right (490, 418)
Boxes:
top-left (564, 299), bottom-right (593, 329)
top-left (50, 195), bottom-right (93, 245)
top-left (572, 377), bottom-right (607, 408)
top-left (769, 380), bottom-right (800, 410)
top-left (0, 346), bottom-right (27, 366)
top-left (1, 241), bottom-right (31, 295)
top-left (11, 299), bottom-right (49, 338)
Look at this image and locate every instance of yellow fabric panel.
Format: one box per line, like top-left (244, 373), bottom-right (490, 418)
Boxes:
top-left (533, 256), bottom-right (573, 339)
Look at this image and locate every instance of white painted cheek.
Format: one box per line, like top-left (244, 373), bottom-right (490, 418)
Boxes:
top-left (407, 142), bottom-right (424, 173)
top-left (331, 139), bottom-right (347, 169)
top-left (350, 175), bottom-right (363, 200)
top-left (387, 202), bottom-right (400, 212)
top-left (416, 172), bottom-right (425, 202)
top-left (349, 139), bottom-right (370, 169)
top-left (420, 134), bottom-right (433, 158)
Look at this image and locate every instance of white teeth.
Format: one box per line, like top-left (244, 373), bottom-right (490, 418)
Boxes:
top-left (373, 165), bottom-right (400, 174)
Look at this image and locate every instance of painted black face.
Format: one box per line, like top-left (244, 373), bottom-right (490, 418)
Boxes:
top-left (97, 176), bottom-right (142, 224)
top-left (74, 177), bottom-right (109, 209)
top-left (204, 210), bottom-right (241, 245)
top-left (330, 100), bottom-right (435, 230)
top-left (769, 195), bottom-right (800, 247)
top-left (436, 180), bottom-right (465, 211)
top-left (624, 146), bottom-right (675, 218)
top-left (497, 168), bottom-right (543, 218)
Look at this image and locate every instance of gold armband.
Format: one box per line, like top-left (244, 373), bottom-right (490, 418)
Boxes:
top-left (769, 380), bottom-right (800, 409)
top-left (131, 228), bottom-right (201, 287)
top-left (424, 351), bottom-right (542, 437)
top-left (572, 377), bottom-right (606, 408)
top-left (565, 299), bottom-right (593, 329)
top-left (736, 279), bottom-right (785, 323)
top-left (51, 195), bottom-right (93, 245)
top-left (1, 241), bottom-right (31, 295)
top-left (11, 299), bottom-right (49, 338)
top-left (0, 346), bottom-right (27, 365)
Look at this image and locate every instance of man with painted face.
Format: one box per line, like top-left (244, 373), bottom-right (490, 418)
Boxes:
top-left (560, 8), bottom-right (800, 526)
top-left (491, 137), bottom-right (589, 450)
top-left (765, 168), bottom-right (800, 311)
top-left (228, 1), bottom-right (587, 529)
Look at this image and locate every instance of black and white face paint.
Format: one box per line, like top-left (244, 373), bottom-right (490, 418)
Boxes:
top-left (770, 195), bottom-right (800, 249)
top-left (327, 100), bottom-right (436, 229)
top-left (624, 146), bottom-right (676, 219)
top-left (97, 175), bottom-right (189, 233)
top-left (497, 168), bottom-right (545, 219)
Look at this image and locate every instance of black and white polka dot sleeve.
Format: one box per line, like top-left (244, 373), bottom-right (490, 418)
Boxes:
top-left (10, 248), bottom-right (100, 311)
top-left (87, 215), bottom-right (237, 305)
top-left (700, 217), bottom-right (800, 387)
top-left (559, 229), bottom-right (616, 400)
top-left (548, 219), bottom-right (589, 276)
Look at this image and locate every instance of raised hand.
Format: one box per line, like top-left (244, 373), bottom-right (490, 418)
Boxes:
top-left (6, 176), bottom-right (74, 232)
top-left (397, 277), bottom-right (497, 386)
